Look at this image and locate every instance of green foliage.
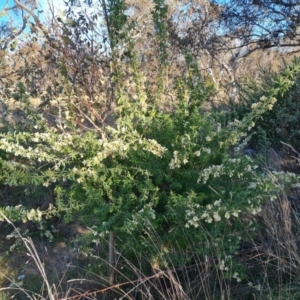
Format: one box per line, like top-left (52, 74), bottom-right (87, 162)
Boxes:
top-left (1, 0), bottom-right (300, 293)
top-left (1, 52), bottom-right (298, 274)
top-left (152, 0), bottom-right (169, 65)
top-left (229, 58), bottom-right (300, 151)
top-left (107, 0), bottom-right (132, 50)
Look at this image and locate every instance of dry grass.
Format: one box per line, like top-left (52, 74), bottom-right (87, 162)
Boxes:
top-left (2, 196), bottom-right (300, 300)
top-left (1, 157), bottom-right (300, 299)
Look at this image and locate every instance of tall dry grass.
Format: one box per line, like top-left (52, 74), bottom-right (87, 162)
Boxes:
top-left (2, 176), bottom-right (300, 299)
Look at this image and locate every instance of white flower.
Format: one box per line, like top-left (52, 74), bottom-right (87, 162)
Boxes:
top-left (213, 212), bottom-right (221, 221)
top-left (251, 103), bottom-right (258, 109)
top-left (232, 210), bottom-right (239, 217)
top-left (202, 147), bottom-right (211, 154)
top-left (248, 182), bottom-right (257, 189)
top-left (192, 222), bottom-right (199, 228)
top-left (194, 150), bottom-right (201, 157)
top-left (260, 95), bottom-right (267, 101)
top-left (186, 210), bottom-right (193, 217)
top-left (245, 165), bottom-right (252, 171)
top-left (193, 215), bottom-right (199, 221)
top-left (201, 212), bottom-right (209, 219)
top-left (219, 260), bottom-right (225, 270)
top-left (225, 212), bottom-right (230, 219)
top-left (206, 217), bottom-right (213, 223)
top-left (214, 199), bottom-right (222, 206)
top-left (251, 207), bottom-right (261, 215)
top-left (233, 272), bottom-right (241, 282)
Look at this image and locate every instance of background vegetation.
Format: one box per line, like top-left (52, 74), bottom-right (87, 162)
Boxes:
top-left (1, 0), bottom-right (300, 299)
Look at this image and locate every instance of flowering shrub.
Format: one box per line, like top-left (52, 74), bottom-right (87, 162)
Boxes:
top-left (228, 58), bottom-right (300, 151)
top-left (1, 55), bottom-right (299, 267)
top-left (0, 0), bottom-right (300, 288)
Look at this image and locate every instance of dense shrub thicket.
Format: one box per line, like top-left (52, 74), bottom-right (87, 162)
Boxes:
top-left (1, 0), bottom-right (300, 299)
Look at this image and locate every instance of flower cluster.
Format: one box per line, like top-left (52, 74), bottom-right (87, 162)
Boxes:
top-left (125, 204), bottom-right (157, 231)
top-left (198, 164), bottom-right (224, 184)
top-left (185, 200), bottom-right (241, 227)
top-left (143, 139), bottom-right (168, 157)
top-left (169, 150), bottom-right (189, 169)
top-left (219, 255), bottom-right (232, 271)
top-left (251, 96), bottom-right (277, 111)
top-left (198, 157), bottom-right (258, 184)
top-left (233, 272), bottom-right (242, 282)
